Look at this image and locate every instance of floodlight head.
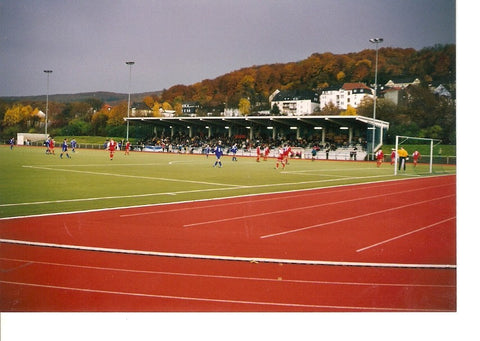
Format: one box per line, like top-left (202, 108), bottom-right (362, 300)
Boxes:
top-left (369, 38), bottom-right (384, 43)
top-left (126, 61), bottom-right (135, 65)
top-left (44, 70), bottom-right (53, 73)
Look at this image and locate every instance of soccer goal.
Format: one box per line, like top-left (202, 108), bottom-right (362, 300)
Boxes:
top-left (394, 135), bottom-right (442, 175)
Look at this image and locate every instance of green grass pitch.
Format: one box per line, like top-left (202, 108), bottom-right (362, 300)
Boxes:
top-left (0, 146), bottom-right (456, 219)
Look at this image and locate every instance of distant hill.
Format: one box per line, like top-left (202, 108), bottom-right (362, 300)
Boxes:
top-left (0, 91), bottom-right (163, 105)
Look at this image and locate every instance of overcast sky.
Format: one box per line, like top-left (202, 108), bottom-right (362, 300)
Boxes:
top-left (0, 0), bottom-right (456, 97)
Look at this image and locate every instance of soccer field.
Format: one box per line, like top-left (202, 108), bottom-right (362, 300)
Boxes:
top-left (0, 145), bottom-right (456, 219)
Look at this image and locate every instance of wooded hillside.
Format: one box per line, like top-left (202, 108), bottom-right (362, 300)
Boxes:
top-left (158, 44), bottom-right (455, 110)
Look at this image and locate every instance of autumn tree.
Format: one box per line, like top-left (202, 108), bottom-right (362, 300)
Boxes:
top-left (238, 98), bottom-right (251, 116)
top-left (340, 105), bottom-right (357, 116)
top-left (3, 104), bottom-right (36, 128)
top-left (107, 102), bottom-right (128, 126)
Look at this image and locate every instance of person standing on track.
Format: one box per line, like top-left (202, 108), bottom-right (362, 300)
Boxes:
top-left (412, 150), bottom-right (421, 167)
top-left (213, 141), bottom-right (223, 167)
top-left (108, 138), bottom-right (117, 160)
top-left (398, 147), bottom-right (408, 171)
top-left (256, 144), bottom-right (261, 162)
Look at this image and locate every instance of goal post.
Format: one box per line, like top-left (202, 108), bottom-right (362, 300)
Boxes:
top-left (394, 135), bottom-right (442, 175)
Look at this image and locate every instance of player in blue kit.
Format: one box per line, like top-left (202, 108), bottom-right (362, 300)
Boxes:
top-left (213, 141), bottom-right (223, 167)
top-left (230, 143), bottom-right (238, 161)
top-left (60, 138), bottom-right (71, 159)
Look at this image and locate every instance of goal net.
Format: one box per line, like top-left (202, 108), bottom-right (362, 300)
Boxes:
top-left (393, 135), bottom-right (443, 176)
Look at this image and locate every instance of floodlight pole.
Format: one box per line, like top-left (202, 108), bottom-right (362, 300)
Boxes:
top-left (369, 37), bottom-right (383, 160)
top-left (44, 70), bottom-right (53, 136)
top-left (126, 61), bottom-right (135, 142)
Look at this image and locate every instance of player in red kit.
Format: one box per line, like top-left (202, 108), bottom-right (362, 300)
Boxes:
top-left (412, 150), bottom-right (421, 167)
top-left (275, 147), bottom-right (286, 169)
top-left (263, 145), bottom-right (270, 161)
top-left (124, 141), bottom-right (131, 156)
top-left (284, 145), bottom-right (292, 165)
top-left (108, 139), bottom-right (117, 160)
top-left (376, 149), bottom-right (384, 167)
top-left (390, 149), bottom-right (396, 165)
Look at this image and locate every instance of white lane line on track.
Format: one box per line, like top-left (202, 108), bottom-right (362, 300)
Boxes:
top-left (0, 238), bottom-right (456, 269)
top-left (260, 194), bottom-right (455, 239)
top-left (0, 280), bottom-right (451, 312)
top-left (355, 217), bottom-right (456, 252)
top-left (0, 256), bottom-right (454, 288)
top-left (183, 183), bottom-right (452, 228)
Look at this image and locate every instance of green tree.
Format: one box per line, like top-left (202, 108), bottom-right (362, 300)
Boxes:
top-left (270, 103), bottom-right (280, 115)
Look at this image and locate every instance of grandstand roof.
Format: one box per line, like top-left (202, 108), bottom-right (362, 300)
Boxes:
top-left (124, 115), bottom-right (389, 130)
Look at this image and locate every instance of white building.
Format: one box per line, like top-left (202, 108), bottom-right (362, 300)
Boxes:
top-left (270, 89), bottom-right (320, 115)
top-left (320, 83), bottom-right (373, 110)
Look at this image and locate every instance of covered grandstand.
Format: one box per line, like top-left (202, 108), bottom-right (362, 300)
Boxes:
top-left (124, 115), bottom-right (389, 160)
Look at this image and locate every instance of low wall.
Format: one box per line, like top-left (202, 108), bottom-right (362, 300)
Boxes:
top-left (16, 133), bottom-right (48, 145)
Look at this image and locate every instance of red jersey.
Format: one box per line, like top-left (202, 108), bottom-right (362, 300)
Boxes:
top-left (412, 151), bottom-right (420, 160)
top-left (108, 141), bottom-right (116, 151)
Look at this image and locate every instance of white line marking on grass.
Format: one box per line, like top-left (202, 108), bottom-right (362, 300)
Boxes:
top-left (0, 174), bottom-right (455, 220)
top-left (0, 173), bottom-right (393, 210)
top-left (184, 183), bottom-right (452, 228)
top-left (0, 280), bottom-right (452, 311)
top-left (260, 194), bottom-right (455, 239)
top-left (168, 161), bottom-right (193, 165)
top-left (283, 167), bottom-right (386, 174)
top-left (0, 256), bottom-right (454, 288)
top-left (22, 165), bottom-right (242, 188)
top-left (0, 238), bottom-right (456, 269)
top-left (355, 217), bottom-right (456, 252)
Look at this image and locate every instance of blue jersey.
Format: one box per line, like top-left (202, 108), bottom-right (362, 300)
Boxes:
top-left (214, 145), bottom-right (223, 157)
top-left (62, 141), bottom-right (68, 152)
top-left (231, 145), bottom-right (238, 154)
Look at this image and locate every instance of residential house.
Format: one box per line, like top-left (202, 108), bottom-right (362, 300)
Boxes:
top-left (131, 102), bottom-right (152, 117)
top-left (320, 83), bottom-right (373, 110)
top-left (270, 89), bottom-right (320, 116)
top-left (182, 102), bottom-right (200, 116)
top-left (384, 78), bottom-right (421, 89)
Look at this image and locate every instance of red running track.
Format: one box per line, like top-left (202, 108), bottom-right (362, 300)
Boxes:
top-left (0, 175), bottom-right (456, 312)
